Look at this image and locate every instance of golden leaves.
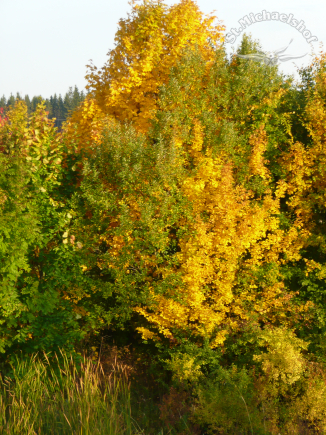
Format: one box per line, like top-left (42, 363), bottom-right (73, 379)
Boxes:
top-left (56, 1), bottom-right (326, 354)
top-left (248, 124), bottom-right (270, 180)
top-left (84, 0), bottom-right (225, 134)
top-left (134, 146), bottom-right (285, 346)
top-left (62, 97), bottom-right (113, 154)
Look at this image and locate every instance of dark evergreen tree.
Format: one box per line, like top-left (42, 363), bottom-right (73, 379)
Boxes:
top-left (7, 94), bottom-right (16, 109)
top-left (1, 85), bottom-right (86, 130)
top-left (63, 87), bottom-right (73, 119)
top-left (44, 98), bottom-right (52, 117)
top-left (31, 96), bottom-right (43, 112)
top-left (72, 85), bottom-right (83, 113)
top-left (57, 94), bottom-right (65, 128)
top-left (24, 95), bottom-right (31, 114)
top-left (0, 95), bottom-right (6, 111)
top-left (50, 94), bottom-right (58, 119)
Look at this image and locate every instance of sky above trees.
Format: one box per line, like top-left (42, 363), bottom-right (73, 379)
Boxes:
top-left (1, 0), bottom-right (325, 99)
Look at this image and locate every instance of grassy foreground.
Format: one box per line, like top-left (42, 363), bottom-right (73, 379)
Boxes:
top-left (0, 346), bottom-right (169, 435)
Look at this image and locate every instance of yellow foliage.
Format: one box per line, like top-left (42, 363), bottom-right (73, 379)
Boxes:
top-left (164, 352), bottom-right (203, 383)
top-left (136, 116), bottom-right (308, 347)
top-left (61, 97), bottom-right (115, 154)
top-left (82, 0), bottom-right (225, 133)
top-left (61, 0), bottom-right (225, 154)
top-left (248, 124), bottom-right (270, 180)
top-left (253, 327), bottom-right (308, 393)
top-left (292, 368), bottom-right (326, 433)
top-left (56, 0), bottom-right (322, 364)
top-left (0, 100), bottom-right (28, 153)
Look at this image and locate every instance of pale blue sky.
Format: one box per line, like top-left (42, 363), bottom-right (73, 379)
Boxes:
top-left (1, 0), bottom-right (325, 100)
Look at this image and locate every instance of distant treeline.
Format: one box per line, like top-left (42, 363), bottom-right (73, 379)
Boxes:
top-left (0, 85), bottom-right (87, 129)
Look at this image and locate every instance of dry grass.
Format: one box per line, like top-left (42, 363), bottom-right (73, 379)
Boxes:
top-left (0, 347), bottom-right (145, 435)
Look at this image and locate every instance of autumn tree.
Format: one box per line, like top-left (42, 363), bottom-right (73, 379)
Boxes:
top-left (276, 50), bottom-right (326, 364)
top-left (0, 100), bottom-right (93, 373)
top-left (64, 32), bottom-right (312, 364)
top-left (62, 0), bottom-right (225, 151)
top-left (2, 6), bottom-right (326, 433)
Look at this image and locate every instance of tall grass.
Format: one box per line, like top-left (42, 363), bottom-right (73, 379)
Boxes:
top-left (0, 348), bottom-right (145, 435)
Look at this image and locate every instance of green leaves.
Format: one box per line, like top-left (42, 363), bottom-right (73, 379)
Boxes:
top-left (0, 100), bottom-right (90, 373)
top-left (67, 120), bottom-right (190, 332)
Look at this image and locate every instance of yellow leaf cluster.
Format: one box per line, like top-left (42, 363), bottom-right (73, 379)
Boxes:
top-left (135, 117), bottom-right (305, 347)
top-left (65, 0), bottom-right (225, 150)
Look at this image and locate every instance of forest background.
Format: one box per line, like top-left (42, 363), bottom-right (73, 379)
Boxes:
top-left (1, 0), bottom-right (326, 433)
top-left (0, 86), bottom-right (87, 130)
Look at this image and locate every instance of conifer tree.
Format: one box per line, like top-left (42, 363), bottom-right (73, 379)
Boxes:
top-left (6, 93), bottom-right (15, 108)
top-left (24, 94), bottom-right (31, 114)
top-left (0, 95), bottom-right (6, 111)
top-left (31, 95), bottom-right (43, 112)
